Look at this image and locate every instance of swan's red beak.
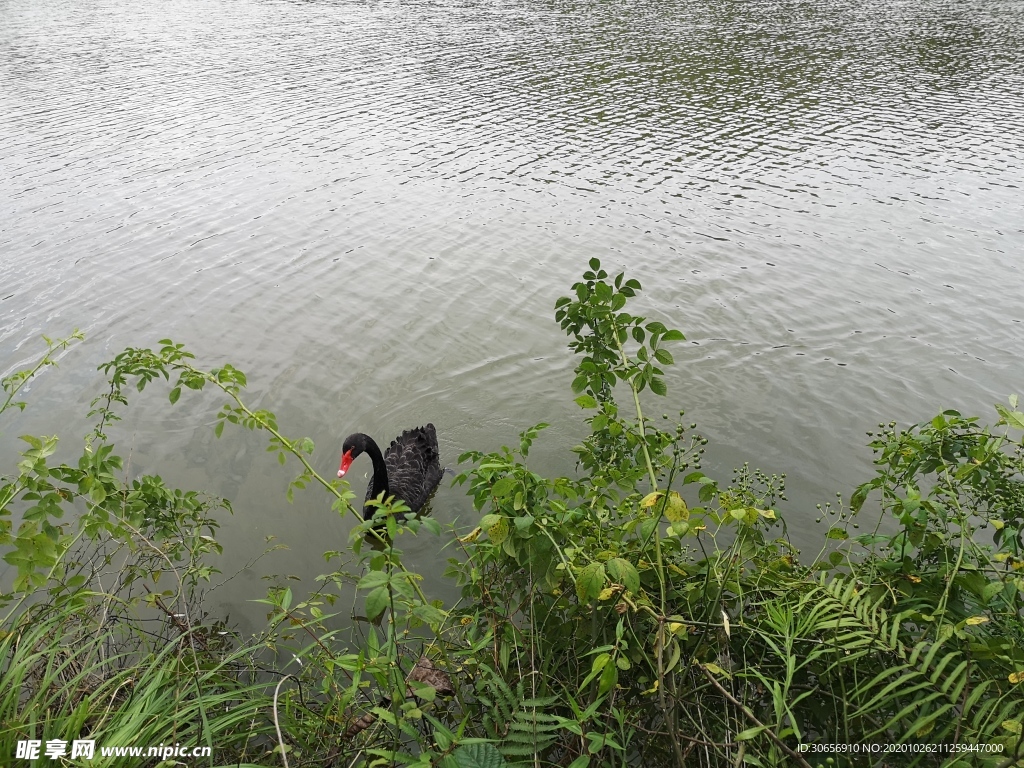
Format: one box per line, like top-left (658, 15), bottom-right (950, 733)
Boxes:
top-left (338, 450), bottom-right (353, 478)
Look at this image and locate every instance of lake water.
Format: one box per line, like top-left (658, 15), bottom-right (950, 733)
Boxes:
top-left (2, 0), bottom-right (1022, 629)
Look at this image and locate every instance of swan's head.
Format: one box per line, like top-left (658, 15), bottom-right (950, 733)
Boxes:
top-left (338, 433), bottom-right (368, 478)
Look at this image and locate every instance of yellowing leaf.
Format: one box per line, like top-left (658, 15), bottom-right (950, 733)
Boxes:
top-left (458, 527), bottom-right (482, 544)
top-left (965, 616), bottom-right (989, 625)
top-left (598, 587), bottom-right (617, 601)
top-left (665, 492), bottom-right (688, 522)
top-left (487, 517), bottom-right (509, 547)
top-left (1001, 719), bottom-right (1021, 734)
top-left (1009, 671), bottom-right (1024, 685)
top-left (641, 491), bottom-right (688, 522)
top-left (641, 679), bottom-right (659, 695)
top-left (729, 508), bottom-right (748, 524)
top-left (703, 662), bottom-right (732, 679)
top-left (668, 622), bottom-right (686, 635)
top-left (640, 491), bottom-right (662, 508)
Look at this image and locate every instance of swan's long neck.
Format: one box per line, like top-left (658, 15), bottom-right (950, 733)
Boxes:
top-left (364, 437), bottom-right (389, 500)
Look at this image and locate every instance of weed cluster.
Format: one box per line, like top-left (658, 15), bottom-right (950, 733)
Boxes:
top-left (2, 263), bottom-right (1022, 767)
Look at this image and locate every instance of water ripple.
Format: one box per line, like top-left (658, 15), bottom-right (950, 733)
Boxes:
top-left (1, 0), bottom-right (1023, 590)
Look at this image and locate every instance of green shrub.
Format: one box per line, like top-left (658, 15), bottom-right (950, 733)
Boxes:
top-left (2, 264), bottom-right (1022, 768)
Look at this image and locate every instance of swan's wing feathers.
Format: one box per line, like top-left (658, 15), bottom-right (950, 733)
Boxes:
top-left (384, 424), bottom-right (442, 512)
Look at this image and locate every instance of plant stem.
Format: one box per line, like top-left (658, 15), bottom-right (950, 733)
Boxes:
top-left (0, 331), bottom-right (82, 416)
top-left (610, 324), bottom-right (658, 490)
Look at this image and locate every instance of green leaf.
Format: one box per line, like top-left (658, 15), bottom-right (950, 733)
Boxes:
top-left (995, 402), bottom-right (1024, 431)
top-left (981, 581), bottom-right (1003, 604)
top-left (736, 726), bottom-right (767, 740)
top-left (501, 535), bottom-right (516, 559)
top-left (574, 395), bottom-right (598, 409)
top-left (365, 586), bottom-right (389, 620)
top-left (598, 656), bottom-right (618, 694)
top-left (661, 329), bottom-right (685, 341)
top-left (588, 257), bottom-right (601, 271)
top-left (639, 517), bottom-right (659, 541)
top-left (357, 570), bottom-right (390, 589)
top-left (850, 482), bottom-right (873, 512)
top-left (491, 477), bottom-right (516, 497)
top-left (89, 484), bottom-right (107, 505)
top-left (168, 386), bottom-right (181, 404)
top-left (606, 557), bottom-right (640, 594)
top-left (853, 533), bottom-right (890, 546)
top-left (653, 348), bottom-right (674, 366)
top-left (649, 377), bottom-right (667, 396)
top-left (579, 653), bottom-right (611, 692)
top-left (19, 434), bottom-right (43, 451)
top-left (576, 562), bottom-right (606, 602)
top-left (412, 604), bottom-right (447, 625)
top-left (513, 514), bottom-right (534, 531)
top-left (645, 321), bottom-right (667, 335)
top-left (669, 520), bottom-right (689, 536)
top-left (454, 742), bottom-right (506, 768)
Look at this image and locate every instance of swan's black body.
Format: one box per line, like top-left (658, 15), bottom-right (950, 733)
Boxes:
top-left (338, 424), bottom-right (443, 520)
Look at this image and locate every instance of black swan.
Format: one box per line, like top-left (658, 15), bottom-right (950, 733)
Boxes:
top-left (337, 424), bottom-right (443, 520)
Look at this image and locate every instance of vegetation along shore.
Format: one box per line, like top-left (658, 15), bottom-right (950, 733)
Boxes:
top-left (2, 261), bottom-right (1022, 767)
